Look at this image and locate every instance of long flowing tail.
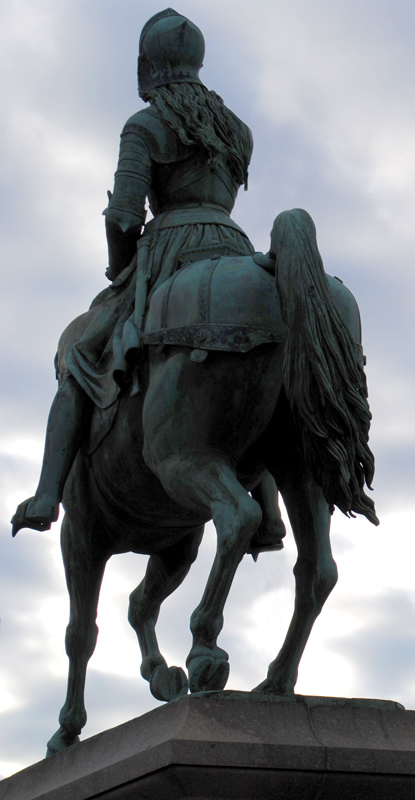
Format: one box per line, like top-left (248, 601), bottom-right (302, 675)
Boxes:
top-left (272, 209), bottom-right (379, 525)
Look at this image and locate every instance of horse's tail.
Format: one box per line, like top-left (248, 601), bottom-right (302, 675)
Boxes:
top-left (272, 209), bottom-right (379, 525)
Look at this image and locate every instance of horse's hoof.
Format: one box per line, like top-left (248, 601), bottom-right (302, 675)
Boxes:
top-left (251, 678), bottom-right (294, 695)
top-left (187, 646), bottom-right (230, 693)
top-left (46, 726), bottom-right (80, 757)
top-left (150, 664), bottom-right (188, 702)
top-left (251, 679), bottom-right (273, 693)
top-left (140, 653), bottom-right (167, 682)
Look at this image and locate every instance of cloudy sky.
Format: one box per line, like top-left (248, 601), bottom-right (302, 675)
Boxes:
top-left (1, 0), bottom-right (415, 779)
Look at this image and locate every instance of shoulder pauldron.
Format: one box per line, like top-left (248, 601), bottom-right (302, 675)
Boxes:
top-left (122, 108), bottom-right (192, 164)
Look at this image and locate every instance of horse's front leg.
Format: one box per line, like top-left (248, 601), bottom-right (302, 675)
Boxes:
top-left (254, 475), bottom-right (338, 694)
top-left (46, 513), bottom-right (107, 756)
top-left (128, 528), bottom-right (203, 701)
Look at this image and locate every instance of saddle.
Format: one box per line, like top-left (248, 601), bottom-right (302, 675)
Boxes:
top-left (87, 253), bottom-right (286, 454)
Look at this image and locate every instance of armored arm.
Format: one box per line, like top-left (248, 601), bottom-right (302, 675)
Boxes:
top-left (103, 124), bottom-right (152, 280)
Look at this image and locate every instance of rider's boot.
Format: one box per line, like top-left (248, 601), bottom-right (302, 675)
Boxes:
top-left (248, 471), bottom-right (286, 561)
top-left (11, 374), bottom-right (92, 535)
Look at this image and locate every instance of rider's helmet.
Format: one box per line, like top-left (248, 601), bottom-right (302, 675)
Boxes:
top-left (138, 8), bottom-right (205, 99)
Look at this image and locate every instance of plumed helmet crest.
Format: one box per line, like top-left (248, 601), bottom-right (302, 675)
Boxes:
top-left (138, 8), bottom-right (205, 99)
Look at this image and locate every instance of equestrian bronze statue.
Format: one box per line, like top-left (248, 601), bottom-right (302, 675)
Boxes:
top-left (11, 9), bottom-right (378, 758)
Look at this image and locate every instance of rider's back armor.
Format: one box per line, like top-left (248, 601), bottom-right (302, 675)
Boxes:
top-left (106, 106), bottom-right (253, 227)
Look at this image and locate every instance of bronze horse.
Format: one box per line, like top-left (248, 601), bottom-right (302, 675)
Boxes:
top-left (44, 209), bottom-right (377, 756)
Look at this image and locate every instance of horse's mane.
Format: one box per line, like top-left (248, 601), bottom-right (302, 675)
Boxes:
top-left (145, 83), bottom-right (250, 189)
top-left (273, 209), bottom-right (378, 525)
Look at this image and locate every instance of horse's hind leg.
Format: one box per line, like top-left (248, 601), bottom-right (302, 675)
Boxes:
top-left (46, 513), bottom-right (107, 756)
top-left (152, 455), bottom-right (262, 694)
top-left (128, 527), bottom-right (203, 702)
top-left (188, 463), bottom-right (262, 692)
top-left (254, 475), bottom-right (338, 694)
top-left (143, 348), bottom-right (278, 693)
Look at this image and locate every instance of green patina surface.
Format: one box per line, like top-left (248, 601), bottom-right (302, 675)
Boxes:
top-left (11, 9), bottom-right (378, 758)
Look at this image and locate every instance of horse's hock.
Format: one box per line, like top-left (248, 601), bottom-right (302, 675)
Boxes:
top-left (1, 692), bottom-right (414, 800)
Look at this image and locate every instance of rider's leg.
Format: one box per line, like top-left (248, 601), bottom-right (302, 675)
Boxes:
top-left (249, 471), bottom-right (286, 557)
top-left (12, 374), bottom-right (92, 531)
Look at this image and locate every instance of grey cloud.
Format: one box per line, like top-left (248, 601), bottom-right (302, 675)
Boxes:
top-left (327, 590), bottom-right (415, 706)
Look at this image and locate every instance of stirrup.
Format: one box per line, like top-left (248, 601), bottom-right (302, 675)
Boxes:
top-left (11, 498), bottom-right (56, 537)
top-left (247, 528), bottom-right (285, 562)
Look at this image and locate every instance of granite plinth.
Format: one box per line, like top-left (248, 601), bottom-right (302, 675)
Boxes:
top-left (1, 691), bottom-right (414, 799)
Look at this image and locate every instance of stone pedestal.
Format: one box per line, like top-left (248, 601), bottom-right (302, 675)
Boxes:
top-left (1, 692), bottom-right (415, 799)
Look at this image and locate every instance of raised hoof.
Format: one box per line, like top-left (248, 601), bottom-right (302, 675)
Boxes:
top-left (187, 647), bottom-right (230, 693)
top-left (150, 664), bottom-right (188, 702)
top-left (46, 726), bottom-right (80, 758)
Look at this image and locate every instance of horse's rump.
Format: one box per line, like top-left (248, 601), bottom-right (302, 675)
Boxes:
top-left (144, 254), bottom-right (286, 353)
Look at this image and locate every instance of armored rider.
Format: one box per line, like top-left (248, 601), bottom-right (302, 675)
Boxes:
top-left (12, 9), bottom-right (285, 553)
